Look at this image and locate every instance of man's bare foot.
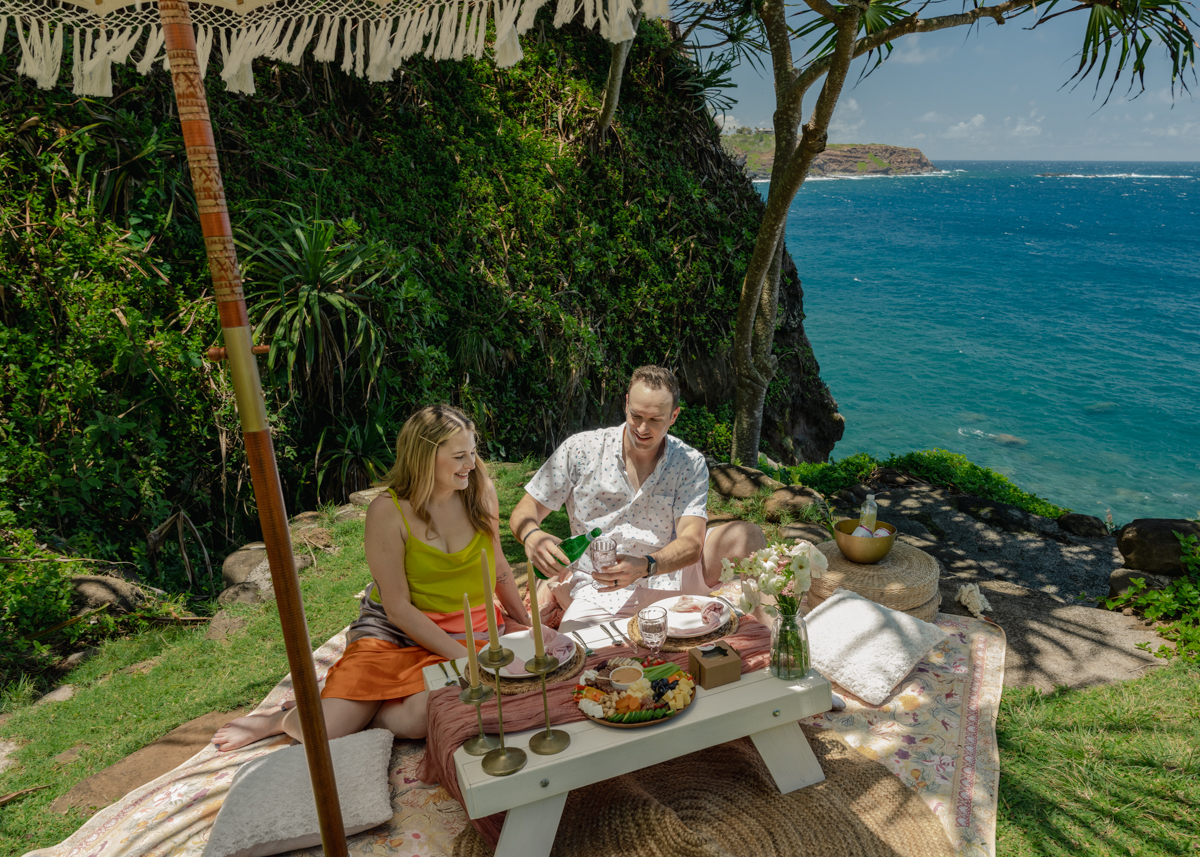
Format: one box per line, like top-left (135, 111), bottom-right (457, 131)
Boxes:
top-left (212, 706), bottom-right (288, 752)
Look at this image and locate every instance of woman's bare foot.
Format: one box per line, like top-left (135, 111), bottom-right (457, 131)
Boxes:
top-left (212, 706), bottom-right (288, 752)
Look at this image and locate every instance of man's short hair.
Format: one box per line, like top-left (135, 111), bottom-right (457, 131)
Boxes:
top-left (629, 365), bottom-right (680, 410)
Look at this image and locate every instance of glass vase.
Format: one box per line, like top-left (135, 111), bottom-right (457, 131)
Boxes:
top-left (770, 611), bottom-right (810, 680)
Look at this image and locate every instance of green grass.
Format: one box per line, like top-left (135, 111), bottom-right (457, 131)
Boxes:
top-left (996, 658), bottom-right (1200, 856)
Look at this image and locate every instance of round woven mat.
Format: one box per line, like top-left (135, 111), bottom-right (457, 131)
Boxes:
top-left (452, 724), bottom-right (956, 857)
top-left (626, 611), bottom-right (739, 652)
top-left (906, 591), bottom-right (942, 623)
top-left (811, 540), bottom-right (938, 611)
top-left (478, 643), bottom-right (586, 696)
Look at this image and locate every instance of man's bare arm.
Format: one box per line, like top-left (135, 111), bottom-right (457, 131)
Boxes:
top-left (592, 516), bottom-right (706, 592)
top-left (509, 493), bottom-right (572, 579)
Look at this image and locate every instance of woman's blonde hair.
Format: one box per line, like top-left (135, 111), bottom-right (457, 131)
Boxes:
top-left (377, 405), bottom-right (494, 539)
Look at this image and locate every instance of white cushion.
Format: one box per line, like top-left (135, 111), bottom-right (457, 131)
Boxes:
top-left (203, 729), bottom-right (393, 857)
top-left (805, 588), bottom-right (947, 706)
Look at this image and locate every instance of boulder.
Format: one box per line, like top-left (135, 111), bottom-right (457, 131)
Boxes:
top-left (955, 496), bottom-right (1036, 534)
top-left (1108, 568), bottom-right (1176, 600)
top-left (349, 486), bottom-right (387, 507)
top-left (217, 582), bottom-right (267, 606)
top-left (36, 685), bottom-right (77, 705)
top-left (205, 612), bottom-right (249, 642)
top-left (709, 464), bottom-right (783, 499)
top-left (63, 648), bottom-right (100, 669)
top-left (778, 523), bottom-right (833, 544)
top-left (290, 511), bottom-right (323, 526)
top-left (70, 576), bottom-right (146, 616)
top-left (221, 544), bottom-right (268, 588)
top-left (764, 486), bottom-right (822, 522)
top-left (334, 504), bottom-right (367, 523)
top-left (1116, 519), bottom-right (1200, 574)
top-left (1058, 513), bottom-right (1108, 539)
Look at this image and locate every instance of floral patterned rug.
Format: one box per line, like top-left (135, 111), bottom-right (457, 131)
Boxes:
top-left (27, 615), bottom-right (1003, 857)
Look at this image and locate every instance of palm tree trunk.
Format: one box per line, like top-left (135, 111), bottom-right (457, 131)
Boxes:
top-left (157, 3), bottom-right (348, 852)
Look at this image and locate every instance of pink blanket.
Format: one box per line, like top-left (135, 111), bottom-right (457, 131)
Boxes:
top-left (416, 619), bottom-right (773, 848)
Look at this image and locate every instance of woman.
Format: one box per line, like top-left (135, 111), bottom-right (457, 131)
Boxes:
top-left (213, 405), bottom-right (529, 751)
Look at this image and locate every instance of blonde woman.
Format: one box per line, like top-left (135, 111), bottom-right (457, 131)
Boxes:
top-left (213, 405), bottom-right (529, 751)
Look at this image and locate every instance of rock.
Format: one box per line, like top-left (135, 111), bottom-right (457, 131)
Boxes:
top-left (1116, 519), bottom-right (1200, 574)
top-left (217, 582), bottom-right (267, 606)
top-left (70, 576), bottom-right (146, 616)
top-left (205, 612), bottom-right (249, 642)
top-left (993, 433), bottom-right (1028, 447)
top-left (955, 496), bottom-right (1036, 534)
top-left (290, 511), bottom-right (322, 525)
top-left (349, 486), bottom-right (387, 507)
top-left (221, 544), bottom-right (268, 587)
top-left (292, 526), bottom-right (332, 550)
top-left (1108, 568), bottom-right (1176, 600)
top-left (242, 554), bottom-right (313, 598)
top-left (709, 464), bottom-right (783, 499)
top-left (1058, 513), bottom-right (1108, 539)
top-left (705, 512), bottom-right (742, 527)
top-left (63, 647), bottom-right (100, 669)
top-left (833, 489), bottom-right (858, 507)
top-left (778, 523), bottom-right (833, 544)
top-left (764, 486), bottom-right (822, 522)
top-left (36, 685), bottom-right (77, 705)
top-left (0, 738), bottom-right (18, 774)
top-left (334, 504), bottom-right (367, 523)
top-left (876, 468), bottom-right (915, 486)
top-left (54, 744), bottom-right (89, 764)
top-left (223, 546), bottom-right (312, 588)
top-left (878, 515), bottom-right (932, 540)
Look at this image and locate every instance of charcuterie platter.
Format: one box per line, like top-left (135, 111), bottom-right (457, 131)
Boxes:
top-left (572, 657), bottom-right (695, 728)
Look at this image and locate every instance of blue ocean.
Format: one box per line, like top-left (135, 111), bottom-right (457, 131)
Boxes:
top-left (770, 160), bottom-right (1199, 524)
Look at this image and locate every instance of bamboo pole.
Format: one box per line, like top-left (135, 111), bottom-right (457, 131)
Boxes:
top-left (157, 3), bottom-right (348, 853)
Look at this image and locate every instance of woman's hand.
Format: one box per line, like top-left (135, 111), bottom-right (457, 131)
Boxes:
top-left (526, 529), bottom-right (572, 580)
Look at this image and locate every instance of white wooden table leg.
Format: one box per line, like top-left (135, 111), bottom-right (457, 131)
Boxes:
top-left (492, 790), bottom-right (569, 857)
top-left (750, 721), bottom-right (825, 793)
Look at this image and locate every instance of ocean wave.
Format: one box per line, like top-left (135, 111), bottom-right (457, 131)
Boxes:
top-left (1039, 173), bottom-right (1194, 179)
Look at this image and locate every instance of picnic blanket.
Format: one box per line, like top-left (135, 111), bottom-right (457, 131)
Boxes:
top-left (26, 614), bottom-right (1003, 857)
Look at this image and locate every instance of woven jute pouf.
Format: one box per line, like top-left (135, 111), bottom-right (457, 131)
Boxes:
top-left (811, 541), bottom-right (938, 612)
top-left (905, 591), bottom-right (942, 623)
top-left (451, 723), bottom-right (955, 857)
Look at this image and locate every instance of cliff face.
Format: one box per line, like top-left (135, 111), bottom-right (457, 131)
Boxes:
top-left (720, 135), bottom-right (938, 180)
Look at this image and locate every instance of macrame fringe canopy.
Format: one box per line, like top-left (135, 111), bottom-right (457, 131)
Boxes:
top-left (1, 0), bottom-right (689, 95)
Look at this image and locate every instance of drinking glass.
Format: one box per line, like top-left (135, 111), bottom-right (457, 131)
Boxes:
top-left (589, 537), bottom-right (618, 589)
top-left (637, 606), bottom-right (668, 658)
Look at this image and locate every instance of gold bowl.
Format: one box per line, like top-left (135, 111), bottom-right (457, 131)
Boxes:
top-left (833, 519), bottom-right (896, 565)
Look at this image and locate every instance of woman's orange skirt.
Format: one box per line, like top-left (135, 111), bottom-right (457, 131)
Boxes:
top-left (321, 637), bottom-right (489, 702)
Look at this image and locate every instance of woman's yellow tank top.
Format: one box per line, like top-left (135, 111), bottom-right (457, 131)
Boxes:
top-left (372, 489), bottom-right (494, 614)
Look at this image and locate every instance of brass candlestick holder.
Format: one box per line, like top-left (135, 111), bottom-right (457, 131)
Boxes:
top-left (457, 683), bottom-right (499, 756)
top-left (525, 653), bottom-right (570, 755)
top-left (476, 646), bottom-right (526, 776)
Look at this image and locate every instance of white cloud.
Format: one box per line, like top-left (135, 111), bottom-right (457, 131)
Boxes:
top-left (1007, 108), bottom-right (1044, 137)
top-left (714, 113), bottom-right (741, 133)
top-left (890, 35), bottom-right (947, 65)
top-left (918, 111), bottom-right (951, 123)
top-left (1146, 121), bottom-right (1200, 138)
top-left (943, 114), bottom-right (987, 139)
top-left (830, 98), bottom-right (865, 139)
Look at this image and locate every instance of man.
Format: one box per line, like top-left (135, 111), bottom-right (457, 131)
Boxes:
top-left (510, 365), bottom-right (766, 630)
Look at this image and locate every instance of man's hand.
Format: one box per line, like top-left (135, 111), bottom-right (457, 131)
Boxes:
top-left (592, 554), bottom-right (649, 592)
top-left (526, 530), bottom-right (573, 580)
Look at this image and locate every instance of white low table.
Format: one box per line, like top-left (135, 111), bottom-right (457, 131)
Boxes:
top-left (422, 623), bottom-right (833, 857)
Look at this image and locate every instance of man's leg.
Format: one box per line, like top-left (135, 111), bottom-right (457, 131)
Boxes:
top-left (700, 521), bottom-right (767, 589)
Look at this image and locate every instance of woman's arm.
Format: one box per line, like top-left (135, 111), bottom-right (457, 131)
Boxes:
top-left (364, 495), bottom-right (469, 662)
top-left (489, 484), bottom-right (532, 625)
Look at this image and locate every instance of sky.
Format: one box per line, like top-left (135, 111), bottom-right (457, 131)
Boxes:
top-left (710, 8), bottom-right (1200, 162)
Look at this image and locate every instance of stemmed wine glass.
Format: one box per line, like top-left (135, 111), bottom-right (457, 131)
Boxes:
top-left (637, 606), bottom-right (668, 659)
top-left (589, 537), bottom-right (618, 589)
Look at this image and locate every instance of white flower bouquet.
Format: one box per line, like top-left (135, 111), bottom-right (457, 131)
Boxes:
top-left (719, 540), bottom-right (828, 618)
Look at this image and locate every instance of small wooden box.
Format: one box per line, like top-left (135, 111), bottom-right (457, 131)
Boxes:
top-left (687, 643), bottom-right (742, 690)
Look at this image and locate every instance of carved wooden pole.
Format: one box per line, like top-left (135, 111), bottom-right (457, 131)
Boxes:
top-left (157, 3), bottom-right (348, 853)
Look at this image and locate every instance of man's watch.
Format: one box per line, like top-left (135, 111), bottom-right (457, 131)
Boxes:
top-left (644, 555), bottom-right (657, 579)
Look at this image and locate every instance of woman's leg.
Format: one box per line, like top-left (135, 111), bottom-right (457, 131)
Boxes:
top-left (279, 697), bottom-right (382, 743)
top-left (367, 690), bottom-right (429, 740)
top-left (213, 704), bottom-right (290, 752)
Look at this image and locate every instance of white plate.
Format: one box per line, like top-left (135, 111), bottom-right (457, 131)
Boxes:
top-left (655, 595), bottom-right (732, 638)
top-left (497, 629), bottom-right (576, 678)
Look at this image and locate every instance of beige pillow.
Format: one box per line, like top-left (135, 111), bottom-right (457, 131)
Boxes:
top-left (203, 729), bottom-right (394, 857)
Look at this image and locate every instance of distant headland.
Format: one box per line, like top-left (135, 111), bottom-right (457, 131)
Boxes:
top-left (720, 131), bottom-right (938, 180)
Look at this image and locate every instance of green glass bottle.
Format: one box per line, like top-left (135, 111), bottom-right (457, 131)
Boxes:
top-left (530, 527), bottom-right (603, 580)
